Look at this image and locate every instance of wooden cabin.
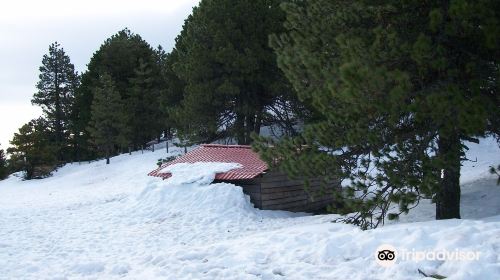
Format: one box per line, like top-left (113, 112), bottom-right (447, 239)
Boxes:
top-left (148, 144), bottom-right (340, 213)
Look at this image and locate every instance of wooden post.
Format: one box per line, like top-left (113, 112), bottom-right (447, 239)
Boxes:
top-left (152, 144), bottom-right (155, 152)
top-left (166, 141), bottom-right (169, 153)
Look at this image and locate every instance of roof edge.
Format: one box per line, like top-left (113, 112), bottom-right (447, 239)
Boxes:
top-left (201, 144), bottom-right (252, 149)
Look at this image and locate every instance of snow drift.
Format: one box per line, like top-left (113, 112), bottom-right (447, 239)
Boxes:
top-left (130, 163), bottom-right (261, 230)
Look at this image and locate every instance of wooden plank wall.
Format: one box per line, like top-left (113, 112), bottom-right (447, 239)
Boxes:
top-left (219, 172), bottom-right (340, 213)
top-left (259, 171), bottom-right (339, 213)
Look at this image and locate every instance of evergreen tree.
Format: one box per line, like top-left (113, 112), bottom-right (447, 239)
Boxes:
top-left (7, 118), bottom-right (58, 179)
top-left (87, 73), bottom-right (128, 164)
top-left (255, 0), bottom-right (500, 229)
top-left (74, 29), bottom-right (162, 156)
top-left (32, 42), bottom-right (79, 161)
top-left (172, 0), bottom-right (294, 144)
top-left (0, 145), bottom-right (8, 180)
top-left (157, 47), bottom-right (185, 140)
top-left (127, 58), bottom-right (162, 147)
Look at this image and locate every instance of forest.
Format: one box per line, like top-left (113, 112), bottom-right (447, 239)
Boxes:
top-left (1, 0), bottom-right (499, 229)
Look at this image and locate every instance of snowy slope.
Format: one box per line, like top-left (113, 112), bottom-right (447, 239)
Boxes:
top-left (0, 139), bottom-right (499, 279)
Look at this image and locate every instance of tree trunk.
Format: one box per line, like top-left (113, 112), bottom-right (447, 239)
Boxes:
top-left (54, 66), bottom-right (64, 162)
top-left (436, 132), bottom-right (461, 220)
top-left (254, 110), bottom-right (262, 135)
top-left (74, 138), bottom-right (79, 163)
top-left (105, 147), bottom-right (110, 165)
top-left (245, 113), bottom-right (255, 145)
top-left (235, 113), bottom-right (245, 145)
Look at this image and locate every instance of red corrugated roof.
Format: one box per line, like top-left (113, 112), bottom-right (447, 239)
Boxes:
top-left (148, 144), bottom-right (269, 180)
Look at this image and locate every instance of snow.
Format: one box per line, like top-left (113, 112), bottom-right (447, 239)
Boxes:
top-left (157, 162), bottom-right (242, 185)
top-left (0, 139), bottom-right (499, 279)
top-left (461, 137), bottom-right (500, 184)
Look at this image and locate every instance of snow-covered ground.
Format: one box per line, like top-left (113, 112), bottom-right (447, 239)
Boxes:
top-left (0, 138), bottom-right (499, 279)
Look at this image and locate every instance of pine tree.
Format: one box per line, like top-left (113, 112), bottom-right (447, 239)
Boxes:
top-left (87, 73), bottom-right (128, 164)
top-left (157, 47), bottom-right (185, 141)
top-left (127, 58), bottom-right (162, 147)
top-left (255, 0), bottom-right (500, 229)
top-left (0, 145), bottom-right (8, 180)
top-left (7, 118), bottom-right (58, 179)
top-left (172, 0), bottom-right (294, 144)
top-left (74, 29), bottom-right (162, 156)
top-left (32, 42), bottom-right (79, 162)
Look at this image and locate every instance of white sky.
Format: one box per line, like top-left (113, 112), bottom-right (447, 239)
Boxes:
top-left (0, 0), bottom-right (200, 150)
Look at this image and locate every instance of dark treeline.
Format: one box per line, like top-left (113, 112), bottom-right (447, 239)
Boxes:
top-left (3, 0), bottom-right (499, 228)
top-left (170, 0), bottom-right (304, 145)
top-left (7, 31), bottom-right (170, 174)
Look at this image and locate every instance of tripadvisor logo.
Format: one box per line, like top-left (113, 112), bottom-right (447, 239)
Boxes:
top-left (375, 244), bottom-right (397, 267)
top-left (375, 244), bottom-right (481, 267)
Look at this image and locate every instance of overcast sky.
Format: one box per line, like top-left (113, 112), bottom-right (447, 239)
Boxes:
top-left (0, 0), bottom-right (200, 150)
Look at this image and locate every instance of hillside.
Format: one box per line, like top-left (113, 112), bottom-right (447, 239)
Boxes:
top-left (0, 139), bottom-right (499, 279)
